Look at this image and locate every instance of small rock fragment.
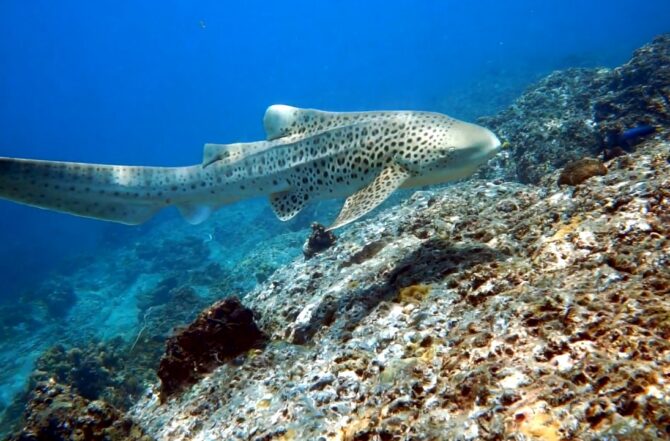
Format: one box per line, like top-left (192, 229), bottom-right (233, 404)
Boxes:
top-left (303, 222), bottom-right (337, 259)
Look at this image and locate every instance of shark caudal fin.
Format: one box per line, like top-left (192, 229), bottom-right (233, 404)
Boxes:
top-left (0, 157), bottom-right (168, 224)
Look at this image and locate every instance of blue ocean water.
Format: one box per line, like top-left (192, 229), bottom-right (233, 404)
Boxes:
top-left (0, 0), bottom-right (668, 434)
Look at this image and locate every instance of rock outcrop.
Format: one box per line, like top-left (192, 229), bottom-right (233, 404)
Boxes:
top-left (479, 34), bottom-right (670, 184)
top-left (131, 31), bottom-right (670, 440)
top-left (133, 133), bottom-right (669, 439)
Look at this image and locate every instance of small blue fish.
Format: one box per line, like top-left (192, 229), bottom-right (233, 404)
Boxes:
top-left (606, 124), bottom-right (656, 151)
top-left (620, 124), bottom-right (656, 141)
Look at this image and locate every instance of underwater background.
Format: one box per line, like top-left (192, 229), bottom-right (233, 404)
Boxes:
top-left (1, 0), bottom-right (670, 439)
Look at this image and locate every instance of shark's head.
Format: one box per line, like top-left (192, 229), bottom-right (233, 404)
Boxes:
top-left (401, 115), bottom-right (501, 187)
top-left (446, 119), bottom-right (502, 165)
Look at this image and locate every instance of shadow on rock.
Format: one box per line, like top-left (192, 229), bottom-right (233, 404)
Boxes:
top-left (292, 239), bottom-right (504, 343)
top-left (386, 239), bottom-right (502, 288)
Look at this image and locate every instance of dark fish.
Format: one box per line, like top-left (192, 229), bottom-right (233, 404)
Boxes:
top-left (606, 124), bottom-right (656, 151)
top-left (621, 125), bottom-right (656, 140)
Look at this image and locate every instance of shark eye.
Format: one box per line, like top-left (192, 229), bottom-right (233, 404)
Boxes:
top-left (439, 147), bottom-right (454, 157)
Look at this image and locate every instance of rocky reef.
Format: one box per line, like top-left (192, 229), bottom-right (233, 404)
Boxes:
top-left (129, 36), bottom-right (670, 441)
top-left (478, 34), bottom-right (670, 184)
top-left (133, 138), bottom-right (670, 440)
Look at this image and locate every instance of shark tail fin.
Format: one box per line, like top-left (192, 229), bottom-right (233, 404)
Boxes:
top-left (0, 157), bottom-right (166, 224)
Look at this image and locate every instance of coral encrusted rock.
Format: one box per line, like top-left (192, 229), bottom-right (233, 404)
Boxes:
top-left (557, 157), bottom-right (608, 185)
top-left (8, 381), bottom-right (150, 441)
top-left (156, 296), bottom-right (267, 400)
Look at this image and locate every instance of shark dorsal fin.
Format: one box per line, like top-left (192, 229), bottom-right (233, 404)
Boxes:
top-left (202, 141), bottom-right (273, 167)
top-left (263, 105), bottom-right (305, 140)
top-left (203, 143), bottom-right (243, 167)
top-left (264, 104), bottom-right (372, 141)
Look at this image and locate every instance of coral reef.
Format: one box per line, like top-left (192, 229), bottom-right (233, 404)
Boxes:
top-left (157, 296), bottom-right (267, 400)
top-left (33, 284), bottom-right (78, 318)
top-left (0, 304), bottom-right (40, 340)
top-left (1, 286), bottom-right (211, 437)
top-left (27, 338), bottom-right (148, 410)
top-left (0, 192), bottom-right (305, 439)
top-left (135, 235), bottom-right (211, 274)
top-left (7, 381), bottom-right (151, 441)
top-left (3, 32), bottom-right (670, 441)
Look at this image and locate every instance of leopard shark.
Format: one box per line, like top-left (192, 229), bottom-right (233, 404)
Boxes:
top-left (0, 105), bottom-right (501, 229)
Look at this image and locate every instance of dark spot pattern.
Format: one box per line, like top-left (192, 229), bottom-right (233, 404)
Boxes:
top-left (254, 106), bottom-right (460, 223)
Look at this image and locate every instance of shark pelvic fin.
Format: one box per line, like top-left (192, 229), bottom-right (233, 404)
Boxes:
top-left (328, 162), bottom-right (411, 230)
top-left (177, 203), bottom-right (213, 225)
top-left (269, 189), bottom-right (308, 221)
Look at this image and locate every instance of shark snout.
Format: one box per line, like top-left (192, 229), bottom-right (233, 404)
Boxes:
top-left (462, 125), bottom-right (502, 164)
top-left (484, 128), bottom-right (502, 157)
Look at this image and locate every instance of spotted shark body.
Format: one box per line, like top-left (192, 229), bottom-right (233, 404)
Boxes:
top-left (0, 105), bottom-right (501, 229)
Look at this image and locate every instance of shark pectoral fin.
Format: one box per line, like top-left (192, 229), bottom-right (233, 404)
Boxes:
top-left (177, 203), bottom-right (213, 225)
top-left (328, 162), bottom-right (411, 230)
top-left (269, 189), bottom-right (308, 221)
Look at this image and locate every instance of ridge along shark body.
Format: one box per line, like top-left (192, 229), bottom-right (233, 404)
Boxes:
top-left (0, 105), bottom-right (501, 230)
